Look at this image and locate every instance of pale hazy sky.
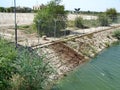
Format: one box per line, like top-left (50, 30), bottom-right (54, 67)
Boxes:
top-left (0, 0), bottom-right (120, 12)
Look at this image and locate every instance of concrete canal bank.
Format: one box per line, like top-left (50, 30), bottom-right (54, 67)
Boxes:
top-left (37, 27), bottom-right (120, 82)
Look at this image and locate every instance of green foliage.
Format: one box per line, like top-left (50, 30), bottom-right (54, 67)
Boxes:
top-left (68, 17), bottom-right (99, 28)
top-left (0, 39), bottom-right (54, 90)
top-left (0, 39), bottom-right (17, 89)
top-left (113, 30), bottom-right (120, 40)
top-left (14, 48), bottom-right (53, 90)
top-left (15, 7), bottom-right (32, 13)
top-left (0, 7), bottom-right (5, 12)
top-left (83, 19), bottom-right (99, 27)
top-left (17, 25), bottom-right (30, 29)
top-left (74, 17), bottom-right (84, 28)
top-left (34, 0), bottom-right (67, 37)
top-left (106, 8), bottom-right (118, 22)
top-left (67, 20), bottom-right (75, 27)
top-left (0, 6), bottom-right (32, 13)
top-left (5, 7), bottom-right (12, 12)
top-left (17, 25), bottom-right (36, 34)
top-left (98, 14), bottom-right (110, 26)
top-left (80, 11), bottom-right (103, 15)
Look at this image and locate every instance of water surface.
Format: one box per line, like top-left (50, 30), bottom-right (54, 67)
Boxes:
top-left (52, 42), bottom-right (120, 90)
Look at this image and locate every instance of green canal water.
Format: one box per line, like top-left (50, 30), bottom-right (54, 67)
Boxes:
top-left (52, 42), bottom-right (120, 90)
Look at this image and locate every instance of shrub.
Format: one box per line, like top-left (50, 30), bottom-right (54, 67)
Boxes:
top-left (34, 0), bottom-right (67, 37)
top-left (106, 8), bottom-right (118, 22)
top-left (0, 39), bottom-right (17, 89)
top-left (98, 14), bottom-right (110, 26)
top-left (113, 30), bottom-right (120, 40)
top-left (83, 19), bottom-right (99, 27)
top-left (74, 17), bottom-right (84, 28)
top-left (67, 20), bottom-right (74, 27)
top-left (0, 7), bottom-right (5, 12)
top-left (0, 38), bottom-right (54, 90)
top-left (14, 47), bottom-right (53, 90)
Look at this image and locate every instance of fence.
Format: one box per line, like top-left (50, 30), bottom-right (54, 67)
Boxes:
top-left (36, 14), bottom-right (120, 39)
top-left (0, 13), bottom-right (120, 46)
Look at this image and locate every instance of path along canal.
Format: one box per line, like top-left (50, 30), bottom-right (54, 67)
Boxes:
top-left (52, 42), bottom-right (120, 90)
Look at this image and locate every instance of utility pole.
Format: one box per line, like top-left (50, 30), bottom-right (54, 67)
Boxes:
top-left (14, 0), bottom-right (17, 48)
top-left (54, 19), bottom-right (57, 38)
top-left (37, 20), bottom-right (41, 44)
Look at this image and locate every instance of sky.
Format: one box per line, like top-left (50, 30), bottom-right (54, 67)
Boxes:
top-left (0, 0), bottom-right (120, 12)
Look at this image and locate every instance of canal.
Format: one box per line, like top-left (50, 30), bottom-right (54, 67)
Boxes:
top-left (52, 42), bottom-right (120, 90)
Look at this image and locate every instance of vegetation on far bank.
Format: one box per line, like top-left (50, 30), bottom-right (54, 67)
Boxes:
top-left (10, 2), bottom-right (119, 37)
top-left (0, 6), bottom-right (32, 13)
top-left (33, 5), bottom-right (119, 36)
top-left (73, 8), bottom-right (118, 28)
top-left (33, 0), bottom-right (67, 37)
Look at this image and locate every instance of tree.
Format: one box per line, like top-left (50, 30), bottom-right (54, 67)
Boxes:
top-left (5, 7), bottom-right (13, 12)
top-left (34, 0), bottom-right (67, 37)
top-left (106, 8), bottom-right (118, 22)
top-left (0, 7), bottom-right (5, 12)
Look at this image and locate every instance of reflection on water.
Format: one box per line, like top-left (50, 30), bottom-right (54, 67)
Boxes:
top-left (52, 43), bottom-right (120, 90)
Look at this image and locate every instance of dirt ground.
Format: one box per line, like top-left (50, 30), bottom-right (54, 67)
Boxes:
top-left (0, 26), bottom-right (57, 47)
top-left (0, 13), bottom-right (119, 47)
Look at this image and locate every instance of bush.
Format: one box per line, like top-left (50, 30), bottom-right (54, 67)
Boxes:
top-left (83, 19), bottom-right (99, 27)
top-left (0, 39), bottom-right (54, 90)
top-left (106, 8), bottom-right (118, 22)
top-left (14, 47), bottom-right (53, 90)
top-left (74, 17), bottom-right (84, 28)
top-left (0, 7), bottom-right (5, 12)
top-left (34, 0), bottom-right (67, 37)
top-left (67, 20), bottom-right (74, 27)
top-left (0, 39), bottom-right (17, 89)
top-left (98, 14), bottom-right (110, 26)
top-left (113, 30), bottom-right (120, 40)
